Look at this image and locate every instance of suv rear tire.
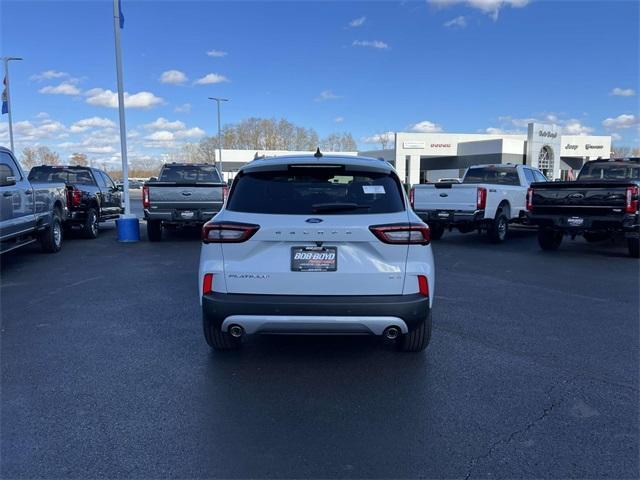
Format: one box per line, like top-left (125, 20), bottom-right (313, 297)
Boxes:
top-left (538, 228), bottom-right (563, 250)
top-left (397, 313), bottom-right (432, 352)
top-left (203, 317), bottom-right (241, 351)
top-left (83, 208), bottom-right (99, 239)
top-left (40, 211), bottom-right (63, 253)
top-left (147, 220), bottom-right (162, 242)
top-left (628, 238), bottom-right (640, 258)
top-left (430, 223), bottom-right (445, 240)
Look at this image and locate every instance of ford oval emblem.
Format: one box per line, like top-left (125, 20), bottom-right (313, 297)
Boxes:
top-left (305, 218), bottom-right (323, 223)
top-left (568, 193), bottom-right (584, 199)
top-left (439, 193), bottom-right (448, 197)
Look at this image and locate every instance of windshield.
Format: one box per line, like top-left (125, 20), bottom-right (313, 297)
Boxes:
top-left (28, 167), bottom-right (96, 185)
top-left (463, 166), bottom-right (520, 186)
top-left (226, 167), bottom-right (405, 215)
top-left (578, 163), bottom-right (640, 180)
top-left (158, 165), bottom-right (222, 183)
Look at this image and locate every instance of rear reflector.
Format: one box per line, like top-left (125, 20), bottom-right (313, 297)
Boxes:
top-left (202, 273), bottom-right (213, 294)
top-left (526, 188), bottom-right (533, 211)
top-left (626, 186), bottom-right (639, 214)
top-left (409, 188), bottom-right (415, 209)
top-left (202, 222), bottom-right (260, 243)
top-left (418, 275), bottom-right (429, 297)
top-left (142, 185), bottom-right (150, 208)
top-left (477, 187), bottom-right (487, 210)
top-left (369, 223), bottom-right (430, 245)
top-left (222, 185), bottom-right (229, 204)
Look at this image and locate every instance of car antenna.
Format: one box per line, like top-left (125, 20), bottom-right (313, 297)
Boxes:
top-left (314, 147), bottom-right (323, 158)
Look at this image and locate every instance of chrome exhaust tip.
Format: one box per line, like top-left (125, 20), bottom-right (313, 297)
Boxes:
top-left (228, 325), bottom-right (244, 338)
top-left (384, 326), bottom-right (400, 340)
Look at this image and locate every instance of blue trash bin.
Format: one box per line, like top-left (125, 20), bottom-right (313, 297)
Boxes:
top-left (116, 214), bottom-right (140, 242)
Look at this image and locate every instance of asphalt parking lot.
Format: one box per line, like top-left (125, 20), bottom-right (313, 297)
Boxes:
top-left (1, 200), bottom-right (638, 479)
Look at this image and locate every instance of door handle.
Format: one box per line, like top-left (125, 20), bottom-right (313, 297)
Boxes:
top-left (25, 190), bottom-right (33, 195)
top-left (3, 191), bottom-right (12, 197)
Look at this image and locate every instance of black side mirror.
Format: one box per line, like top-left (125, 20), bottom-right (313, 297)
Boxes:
top-left (116, 185), bottom-right (124, 191)
top-left (0, 175), bottom-right (16, 187)
top-left (149, 177), bottom-right (157, 182)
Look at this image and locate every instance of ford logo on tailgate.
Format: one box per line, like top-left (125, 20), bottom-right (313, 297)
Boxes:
top-left (305, 218), bottom-right (323, 223)
top-left (567, 193), bottom-right (584, 199)
top-left (439, 193), bottom-right (448, 197)
top-left (181, 191), bottom-right (192, 196)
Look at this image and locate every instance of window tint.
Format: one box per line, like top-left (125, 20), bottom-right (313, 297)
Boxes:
top-left (463, 166), bottom-right (520, 186)
top-left (100, 172), bottom-right (115, 189)
top-left (533, 170), bottom-right (547, 182)
top-left (0, 164), bottom-right (14, 184)
top-left (28, 167), bottom-right (96, 185)
top-left (159, 165), bottom-right (222, 183)
top-left (0, 152), bottom-right (20, 179)
top-left (578, 163), bottom-right (640, 180)
top-left (523, 169), bottom-right (535, 185)
top-left (227, 167), bottom-right (405, 215)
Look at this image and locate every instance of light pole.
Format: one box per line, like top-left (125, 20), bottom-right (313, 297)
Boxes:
top-left (208, 97), bottom-right (228, 177)
top-left (2, 56), bottom-right (23, 152)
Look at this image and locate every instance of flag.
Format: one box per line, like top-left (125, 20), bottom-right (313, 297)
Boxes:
top-left (1, 75), bottom-right (7, 115)
top-left (118, 0), bottom-right (124, 28)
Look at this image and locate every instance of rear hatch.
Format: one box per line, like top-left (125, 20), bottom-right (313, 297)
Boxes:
top-left (413, 183), bottom-right (478, 212)
top-left (212, 163), bottom-right (418, 296)
top-left (530, 181), bottom-right (633, 216)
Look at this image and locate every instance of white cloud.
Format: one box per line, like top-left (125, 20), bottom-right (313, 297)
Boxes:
top-left (176, 127), bottom-right (206, 139)
top-left (611, 133), bottom-right (623, 142)
top-left (39, 82), bottom-right (81, 95)
top-left (144, 117), bottom-right (186, 130)
top-left (610, 87), bottom-right (636, 97)
top-left (444, 15), bottom-right (467, 27)
top-left (174, 103), bottom-right (192, 113)
top-left (315, 90), bottom-right (342, 101)
top-left (193, 73), bottom-right (230, 85)
top-left (160, 70), bottom-right (188, 84)
top-left (143, 126), bottom-right (206, 148)
top-left (35, 112), bottom-right (50, 119)
top-left (352, 40), bottom-right (389, 49)
top-left (6, 119), bottom-right (67, 142)
top-left (334, 116), bottom-right (345, 123)
top-left (362, 131), bottom-right (395, 145)
top-left (85, 88), bottom-right (164, 109)
top-left (428, 0), bottom-right (530, 21)
top-left (86, 146), bottom-right (115, 154)
top-left (70, 117), bottom-right (117, 133)
top-left (206, 50), bottom-right (228, 57)
top-left (30, 70), bottom-right (69, 82)
top-left (602, 114), bottom-right (638, 129)
top-left (348, 16), bottom-right (366, 27)
top-left (561, 120), bottom-right (593, 136)
top-left (410, 120), bottom-right (443, 133)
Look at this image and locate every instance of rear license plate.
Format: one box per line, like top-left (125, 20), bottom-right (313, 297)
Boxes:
top-left (438, 211), bottom-right (450, 219)
top-left (567, 216), bottom-right (584, 227)
top-left (291, 246), bottom-right (337, 272)
top-left (180, 211), bottom-right (195, 219)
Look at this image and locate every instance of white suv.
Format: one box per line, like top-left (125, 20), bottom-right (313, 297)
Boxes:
top-left (198, 154), bottom-right (435, 352)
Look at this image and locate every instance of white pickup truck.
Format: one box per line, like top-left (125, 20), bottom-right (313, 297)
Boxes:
top-left (410, 164), bottom-right (547, 242)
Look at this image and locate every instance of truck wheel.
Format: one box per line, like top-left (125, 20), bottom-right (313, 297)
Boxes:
top-left (40, 211), bottom-right (63, 253)
top-left (203, 317), bottom-right (241, 351)
top-left (488, 212), bottom-right (508, 243)
top-left (628, 238), bottom-right (640, 258)
top-left (83, 208), bottom-right (99, 239)
top-left (538, 228), bottom-right (563, 251)
top-left (147, 219), bottom-right (162, 242)
top-left (397, 313), bottom-right (432, 352)
top-left (430, 223), bottom-right (445, 240)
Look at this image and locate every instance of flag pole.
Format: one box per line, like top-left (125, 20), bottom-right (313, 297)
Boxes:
top-left (112, 0), bottom-right (130, 216)
top-left (2, 56), bottom-right (23, 153)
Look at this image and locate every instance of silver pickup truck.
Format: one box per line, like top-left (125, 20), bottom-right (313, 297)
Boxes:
top-left (143, 163), bottom-right (227, 241)
top-left (0, 147), bottom-right (68, 254)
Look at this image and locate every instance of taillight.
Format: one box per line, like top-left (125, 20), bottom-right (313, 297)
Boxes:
top-left (476, 187), bottom-right (487, 210)
top-left (369, 223), bottom-right (430, 245)
top-left (626, 186), bottom-right (639, 214)
top-left (526, 188), bottom-right (534, 211)
top-left (202, 273), bottom-right (214, 294)
top-left (417, 275), bottom-right (429, 297)
top-left (142, 185), bottom-right (150, 208)
top-left (67, 187), bottom-right (82, 207)
top-left (409, 187), bottom-right (415, 209)
top-left (222, 185), bottom-right (229, 204)
top-left (202, 222), bottom-right (260, 243)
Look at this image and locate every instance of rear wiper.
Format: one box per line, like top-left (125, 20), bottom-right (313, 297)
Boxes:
top-left (311, 202), bottom-right (371, 213)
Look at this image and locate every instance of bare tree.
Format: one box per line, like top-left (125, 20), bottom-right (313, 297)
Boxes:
top-left (20, 147), bottom-right (39, 170)
top-left (70, 153), bottom-right (89, 166)
top-left (378, 132), bottom-right (394, 150)
top-left (321, 132), bottom-right (358, 152)
top-left (611, 146), bottom-right (632, 158)
top-left (36, 146), bottom-right (61, 165)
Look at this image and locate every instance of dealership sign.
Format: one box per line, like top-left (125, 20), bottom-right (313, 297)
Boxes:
top-left (565, 144), bottom-right (579, 150)
top-left (403, 141), bottom-right (425, 149)
top-left (538, 130), bottom-right (558, 139)
top-left (586, 144), bottom-right (603, 150)
top-left (430, 143), bottom-right (452, 148)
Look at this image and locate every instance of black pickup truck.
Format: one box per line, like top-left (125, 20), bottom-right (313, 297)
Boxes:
top-left (28, 166), bottom-right (123, 239)
top-left (526, 158), bottom-right (640, 257)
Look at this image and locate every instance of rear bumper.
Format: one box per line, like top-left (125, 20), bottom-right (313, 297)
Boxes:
top-left (527, 212), bottom-right (639, 236)
top-left (144, 208), bottom-right (219, 223)
top-left (202, 292), bottom-right (430, 335)
top-left (415, 209), bottom-right (485, 225)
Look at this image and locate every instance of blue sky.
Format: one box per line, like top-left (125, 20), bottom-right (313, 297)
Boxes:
top-left (1, 0), bottom-right (638, 166)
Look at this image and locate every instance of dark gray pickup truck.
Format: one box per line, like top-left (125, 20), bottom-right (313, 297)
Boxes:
top-left (0, 147), bottom-right (67, 254)
top-left (526, 158), bottom-right (640, 257)
top-left (143, 163), bottom-right (227, 241)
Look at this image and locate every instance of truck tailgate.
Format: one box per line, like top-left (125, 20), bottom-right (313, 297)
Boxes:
top-left (413, 183), bottom-right (478, 211)
top-left (147, 183), bottom-right (223, 210)
top-left (530, 181), bottom-right (630, 215)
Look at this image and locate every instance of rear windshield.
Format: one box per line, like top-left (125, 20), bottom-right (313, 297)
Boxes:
top-left (227, 167), bottom-right (405, 215)
top-left (578, 163), bottom-right (640, 181)
top-left (158, 165), bottom-right (221, 183)
top-left (463, 166), bottom-right (520, 186)
top-left (28, 167), bottom-right (96, 185)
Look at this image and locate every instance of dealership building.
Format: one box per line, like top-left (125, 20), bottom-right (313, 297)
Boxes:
top-left (360, 122), bottom-right (612, 183)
